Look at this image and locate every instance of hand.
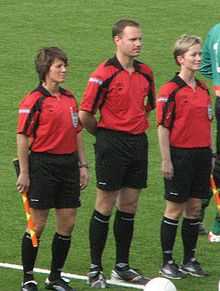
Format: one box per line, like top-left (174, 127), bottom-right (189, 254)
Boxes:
top-left (16, 173), bottom-right (30, 193)
top-left (161, 159), bottom-right (174, 179)
top-left (79, 167), bottom-right (89, 190)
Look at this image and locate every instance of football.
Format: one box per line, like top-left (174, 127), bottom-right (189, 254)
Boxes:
top-left (144, 277), bottom-right (177, 291)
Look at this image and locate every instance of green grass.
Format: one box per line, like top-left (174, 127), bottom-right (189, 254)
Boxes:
top-left (1, 1), bottom-right (220, 290)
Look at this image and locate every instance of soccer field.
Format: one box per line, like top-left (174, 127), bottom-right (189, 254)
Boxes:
top-left (1, 1), bottom-right (220, 290)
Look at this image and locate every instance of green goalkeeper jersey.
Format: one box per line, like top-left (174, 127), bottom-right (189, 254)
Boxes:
top-left (200, 23), bottom-right (220, 90)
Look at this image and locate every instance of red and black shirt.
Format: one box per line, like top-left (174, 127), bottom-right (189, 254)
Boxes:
top-left (80, 56), bottom-right (155, 134)
top-left (17, 84), bottom-right (81, 154)
top-left (156, 75), bottom-right (212, 148)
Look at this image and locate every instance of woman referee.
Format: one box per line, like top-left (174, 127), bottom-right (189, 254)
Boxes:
top-left (157, 35), bottom-right (212, 279)
top-left (16, 47), bottom-right (89, 291)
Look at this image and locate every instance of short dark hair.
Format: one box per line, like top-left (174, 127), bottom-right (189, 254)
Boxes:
top-left (35, 47), bottom-right (68, 82)
top-left (112, 19), bottom-right (140, 39)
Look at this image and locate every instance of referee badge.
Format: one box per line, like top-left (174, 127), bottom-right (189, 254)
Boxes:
top-left (208, 104), bottom-right (212, 120)
top-left (70, 107), bottom-right (78, 128)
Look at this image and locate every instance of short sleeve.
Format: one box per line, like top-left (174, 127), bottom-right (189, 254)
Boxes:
top-left (80, 70), bottom-right (106, 114)
top-left (17, 93), bottom-right (42, 136)
top-left (156, 85), bottom-right (176, 129)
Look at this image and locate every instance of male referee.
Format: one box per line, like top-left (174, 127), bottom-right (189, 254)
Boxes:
top-left (79, 19), bottom-right (155, 288)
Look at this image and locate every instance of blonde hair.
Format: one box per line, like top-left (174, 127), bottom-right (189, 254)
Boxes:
top-left (173, 34), bottom-right (202, 65)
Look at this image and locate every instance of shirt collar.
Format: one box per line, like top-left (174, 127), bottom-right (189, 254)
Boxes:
top-left (34, 84), bottom-right (68, 97)
top-left (171, 73), bottom-right (205, 90)
top-left (105, 55), bottom-right (141, 72)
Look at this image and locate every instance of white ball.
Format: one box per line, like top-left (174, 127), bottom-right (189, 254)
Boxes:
top-left (144, 277), bottom-right (177, 291)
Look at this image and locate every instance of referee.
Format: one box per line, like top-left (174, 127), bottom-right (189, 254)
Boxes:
top-left (79, 19), bottom-right (155, 288)
top-left (16, 47), bottom-right (89, 291)
top-left (157, 35), bottom-right (212, 279)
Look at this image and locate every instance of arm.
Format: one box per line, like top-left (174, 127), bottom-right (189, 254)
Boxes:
top-left (157, 125), bottom-right (173, 179)
top-left (200, 27), bottom-right (220, 91)
top-left (78, 110), bottom-right (97, 136)
top-left (77, 131), bottom-right (89, 190)
top-left (16, 133), bottom-right (30, 193)
top-left (200, 37), bottom-right (212, 79)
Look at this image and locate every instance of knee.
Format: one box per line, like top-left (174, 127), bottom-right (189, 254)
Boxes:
top-left (33, 221), bottom-right (47, 237)
top-left (185, 205), bottom-right (201, 219)
top-left (57, 212), bottom-right (76, 236)
top-left (118, 200), bottom-right (138, 213)
top-left (95, 197), bottom-right (115, 216)
top-left (58, 225), bottom-right (75, 236)
top-left (164, 206), bottom-right (183, 220)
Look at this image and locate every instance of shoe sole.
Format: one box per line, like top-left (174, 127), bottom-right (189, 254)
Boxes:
top-left (159, 270), bottom-right (185, 280)
top-left (87, 277), bottom-right (107, 288)
top-left (159, 271), bottom-right (186, 280)
top-left (111, 272), bottom-right (128, 282)
top-left (88, 281), bottom-right (107, 288)
top-left (179, 269), bottom-right (208, 278)
top-left (45, 283), bottom-right (77, 291)
top-left (111, 271), bottom-right (149, 285)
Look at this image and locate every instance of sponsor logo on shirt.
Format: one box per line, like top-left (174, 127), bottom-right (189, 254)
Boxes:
top-left (208, 104), bottom-right (212, 120)
top-left (19, 108), bottom-right (30, 114)
top-left (157, 97), bottom-right (168, 103)
top-left (89, 77), bottom-right (103, 85)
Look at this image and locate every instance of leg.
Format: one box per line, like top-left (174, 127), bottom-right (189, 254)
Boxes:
top-left (89, 188), bottom-right (118, 269)
top-left (48, 208), bottom-right (77, 281)
top-left (209, 211), bottom-right (220, 239)
top-left (89, 129), bottom-right (148, 286)
top-left (22, 209), bottom-right (49, 284)
top-left (111, 188), bottom-right (149, 285)
top-left (198, 195), bottom-right (211, 235)
top-left (114, 187), bottom-right (140, 267)
top-left (21, 153), bottom-right (51, 290)
top-left (161, 200), bottom-right (184, 264)
top-left (160, 200), bottom-right (186, 279)
top-left (88, 188), bottom-right (118, 288)
top-left (210, 160), bottom-right (220, 238)
top-left (182, 198), bottom-right (201, 263)
top-left (180, 198), bottom-right (208, 277)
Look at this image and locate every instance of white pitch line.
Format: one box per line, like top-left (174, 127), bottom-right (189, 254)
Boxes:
top-left (0, 262), bottom-right (144, 289)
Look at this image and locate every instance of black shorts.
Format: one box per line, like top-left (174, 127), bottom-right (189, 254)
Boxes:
top-left (28, 152), bottom-right (81, 209)
top-left (94, 128), bottom-right (148, 191)
top-left (164, 147), bottom-right (212, 203)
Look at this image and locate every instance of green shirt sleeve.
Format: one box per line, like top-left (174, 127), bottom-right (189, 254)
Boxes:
top-left (200, 24), bottom-right (220, 87)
